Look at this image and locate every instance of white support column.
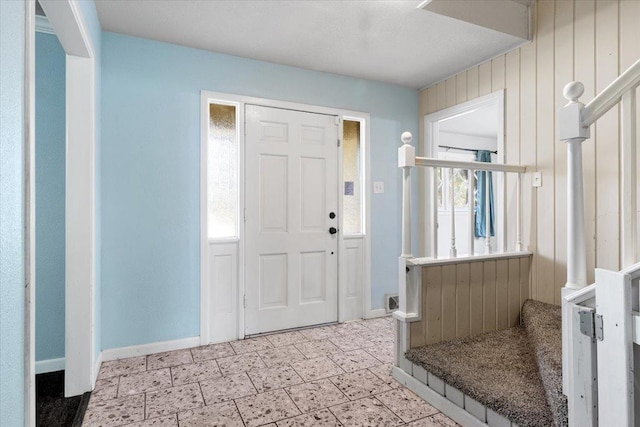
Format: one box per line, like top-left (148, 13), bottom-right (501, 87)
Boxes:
top-left (468, 169), bottom-right (475, 256)
top-left (621, 90), bottom-right (637, 268)
top-left (399, 132), bottom-right (415, 259)
top-left (516, 173), bottom-right (522, 252)
top-left (559, 81), bottom-right (591, 397)
top-left (450, 168), bottom-right (457, 258)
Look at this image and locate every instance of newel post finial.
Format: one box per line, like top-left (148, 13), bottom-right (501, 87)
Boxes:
top-left (399, 132), bottom-right (414, 259)
top-left (563, 81), bottom-right (585, 103)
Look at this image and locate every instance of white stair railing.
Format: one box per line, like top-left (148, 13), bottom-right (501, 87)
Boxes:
top-left (561, 57), bottom-right (640, 427)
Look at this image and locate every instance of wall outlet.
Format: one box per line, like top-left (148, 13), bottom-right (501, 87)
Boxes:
top-left (533, 171), bottom-right (542, 188)
top-left (373, 181), bottom-right (385, 194)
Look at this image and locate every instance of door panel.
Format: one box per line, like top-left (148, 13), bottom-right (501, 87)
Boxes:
top-left (245, 105), bottom-right (339, 335)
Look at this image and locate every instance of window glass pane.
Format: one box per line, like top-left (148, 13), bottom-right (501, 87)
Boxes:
top-left (208, 104), bottom-right (237, 238)
top-left (343, 120), bottom-right (362, 234)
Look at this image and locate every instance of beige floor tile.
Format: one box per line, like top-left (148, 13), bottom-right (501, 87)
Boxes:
top-left (333, 322), bottom-right (369, 336)
top-left (285, 379), bottom-right (348, 413)
top-left (247, 364), bottom-right (304, 393)
top-left (276, 408), bottom-right (341, 426)
top-left (216, 352), bottom-right (266, 376)
top-left (329, 369), bottom-right (391, 400)
top-left (357, 330), bottom-right (393, 346)
top-left (328, 334), bottom-right (375, 352)
top-left (329, 349), bottom-right (381, 373)
top-left (118, 368), bottom-right (172, 396)
top-left (199, 372), bottom-right (257, 404)
top-left (178, 401), bottom-right (244, 427)
top-left (230, 336), bottom-right (273, 354)
top-left (329, 397), bottom-right (403, 427)
top-left (145, 383), bottom-right (204, 419)
top-left (258, 345), bottom-right (306, 367)
top-left (375, 387), bottom-right (439, 423)
top-left (147, 349), bottom-right (193, 370)
top-left (299, 326), bottom-right (338, 341)
top-left (97, 356), bottom-right (146, 380)
top-left (91, 377), bottom-right (119, 402)
top-left (367, 364), bottom-right (402, 389)
top-left (266, 331), bottom-right (309, 347)
top-left (170, 359), bottom-right (221, 385)
top-left (363, 344), bottom-right (395, 364)
top-left (294, 340), bottom-right (342, 359)
top-left (290, 357), bottom-right (344, 382)
top-left (126, 414), bottom-right (178, 427)
top-left (361, 317), bottom-right (394, 332)
top-left (82, 394), bottom-right (145, 426)
top-left (190, 342), bottom-right (235, 362)
top-left (236, 389), bottom-right (301, 427)
top-left (405, 413), bottom-right (459, 426)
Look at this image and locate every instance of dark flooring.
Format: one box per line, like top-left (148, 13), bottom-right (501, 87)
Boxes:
top-left (36, 371), bottom-right (90, 427)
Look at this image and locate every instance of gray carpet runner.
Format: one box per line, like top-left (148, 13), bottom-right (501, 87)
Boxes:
top-left (405, 299), bottom-right (566, 427)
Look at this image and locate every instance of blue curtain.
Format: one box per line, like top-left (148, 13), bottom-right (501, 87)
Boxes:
top-left (475, 150), bottom-right (495, 238)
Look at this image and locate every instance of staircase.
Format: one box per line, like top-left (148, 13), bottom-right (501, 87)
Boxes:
top-left (405, 300), bottom-right (567, 427)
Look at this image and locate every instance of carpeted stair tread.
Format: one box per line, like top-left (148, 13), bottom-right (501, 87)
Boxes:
top-left (406, 326), bottom-right (555, 427)
top-left (522, 299), bottom-right (567, 427)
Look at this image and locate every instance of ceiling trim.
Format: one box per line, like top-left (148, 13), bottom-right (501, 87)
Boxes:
top-left (35, 15), bottom-right (55, 35)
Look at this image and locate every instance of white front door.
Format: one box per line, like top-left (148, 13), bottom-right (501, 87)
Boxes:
top-left (245, 105), bottom-right (339, 335)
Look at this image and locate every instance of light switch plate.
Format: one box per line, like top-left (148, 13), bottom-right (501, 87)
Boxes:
top-left (373, 181), bottom-right (384, 194)
top-left (533, 172), bottom-right (542, 188)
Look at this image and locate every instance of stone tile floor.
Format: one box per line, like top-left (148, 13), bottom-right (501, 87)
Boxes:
top-left (83, 317), bottom-right (458, 427)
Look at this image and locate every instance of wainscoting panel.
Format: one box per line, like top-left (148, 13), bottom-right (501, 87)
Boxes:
top-left (410, 253), bottom-right (532, 349)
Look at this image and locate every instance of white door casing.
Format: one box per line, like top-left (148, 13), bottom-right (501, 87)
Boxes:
top-left (244, 105), bottom-right (339, 334)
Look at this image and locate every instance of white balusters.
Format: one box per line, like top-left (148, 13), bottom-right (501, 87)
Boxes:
top-left (621, 89), bottom-right (637, 268)
top-left (450, 168), bottom-right (457, 258)
top-left (516, 172), bottom-right (522, 252)
top-left (468, 169), bottom-right (475, 256)
top-left (485, 171), bottom-right (491, 254)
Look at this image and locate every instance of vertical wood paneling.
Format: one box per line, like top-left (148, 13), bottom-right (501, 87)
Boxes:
top-left (483, 260), bottom-right (497, 332)
top-left (409, 256), bottom-right (531, 349)
top-left (536, 0), bottom-right (556, 304)
top-left (445, 77), bottom-right (457, 108)
top-left (456, 72), bottom-right (467, 104)
top-left (574, 0), bottom-right (597, 285)
top-left (426, 266), bottom-right (442, 344)
top-left (469, 262), bottom-right (484, 336)
top-left (467, 67), bottom-right (479, 100)
top-left (508, 258), bottom-right (521, 326)
top-left (595, 0), bottom-right (620, 271)
top-left (505, 50), bottom-right (521, 252)
top-left (478, 62), bottom-right (492, 96)
top-left (554, 0), bottom-right (573, 303)
top-left (455, 263), bottom-right (470, 338)
top-left (496, 259), bottom-right (510, 330)
top-left (416, 0), bottom-right (639, 316)
top-left (441, 264), bottom-right (457, 341)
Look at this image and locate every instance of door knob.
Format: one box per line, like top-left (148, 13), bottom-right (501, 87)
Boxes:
top-left (329, 212), bottom-right (336, 219)
top-left (329, 227), bottom-right (337, 235)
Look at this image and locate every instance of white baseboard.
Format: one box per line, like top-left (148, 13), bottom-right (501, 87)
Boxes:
top-left (102, 336), bottom-right (200, 362)
top-left (365, 308), bottom-right (388, 319)
top-left (36, 357), bottom-right (65, 374)
top-left (93, 351), bottom-right (103, 387)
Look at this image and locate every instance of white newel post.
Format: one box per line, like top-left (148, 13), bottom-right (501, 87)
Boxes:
top-left (558, 82), bottom-right (590, 400)
top-left (394, 132), bottom-right (418, 373)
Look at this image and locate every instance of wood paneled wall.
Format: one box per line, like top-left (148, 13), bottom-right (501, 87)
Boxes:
top-left (418, 0), bottom-right (640, 305)
top-left (409, 255), bottom-right (532, 349)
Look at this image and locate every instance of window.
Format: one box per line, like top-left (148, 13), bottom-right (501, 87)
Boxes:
top-left (343, 120), bottom-right (362, 234)
top-left (207, 103), bottom-right (238, 239)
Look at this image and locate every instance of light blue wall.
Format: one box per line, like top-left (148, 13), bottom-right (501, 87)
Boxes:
top-left (77, 0), bottom-right (103, 361)
top-left (0, 1), bottom-right (26, 425)
top-left (36, 32), bottom-right (66, 362)
top-left (101, 32), bottom-right (418, 349)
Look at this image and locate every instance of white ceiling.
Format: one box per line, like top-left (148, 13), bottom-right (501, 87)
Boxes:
top-left (94, 0), bottom-right (529, 89)
top-left (439, 103), bottom-right (498, 139)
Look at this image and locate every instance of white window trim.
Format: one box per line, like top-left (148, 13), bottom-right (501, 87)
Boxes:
top-left (423, 90), bottom-right (505, 257)
top-left (200, 91), bottom-right (373, 346)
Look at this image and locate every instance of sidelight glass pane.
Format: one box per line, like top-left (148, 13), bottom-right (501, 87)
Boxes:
top-left (343, 120), bottom-right (362, 234)
top-left (208, 103), bottom-right (238, 239)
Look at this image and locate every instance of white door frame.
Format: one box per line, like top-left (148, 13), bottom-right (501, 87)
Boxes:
top-left (200, 91), bottom-right (372, 345)
top-left (36, 0), bottom-right (98, 398)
